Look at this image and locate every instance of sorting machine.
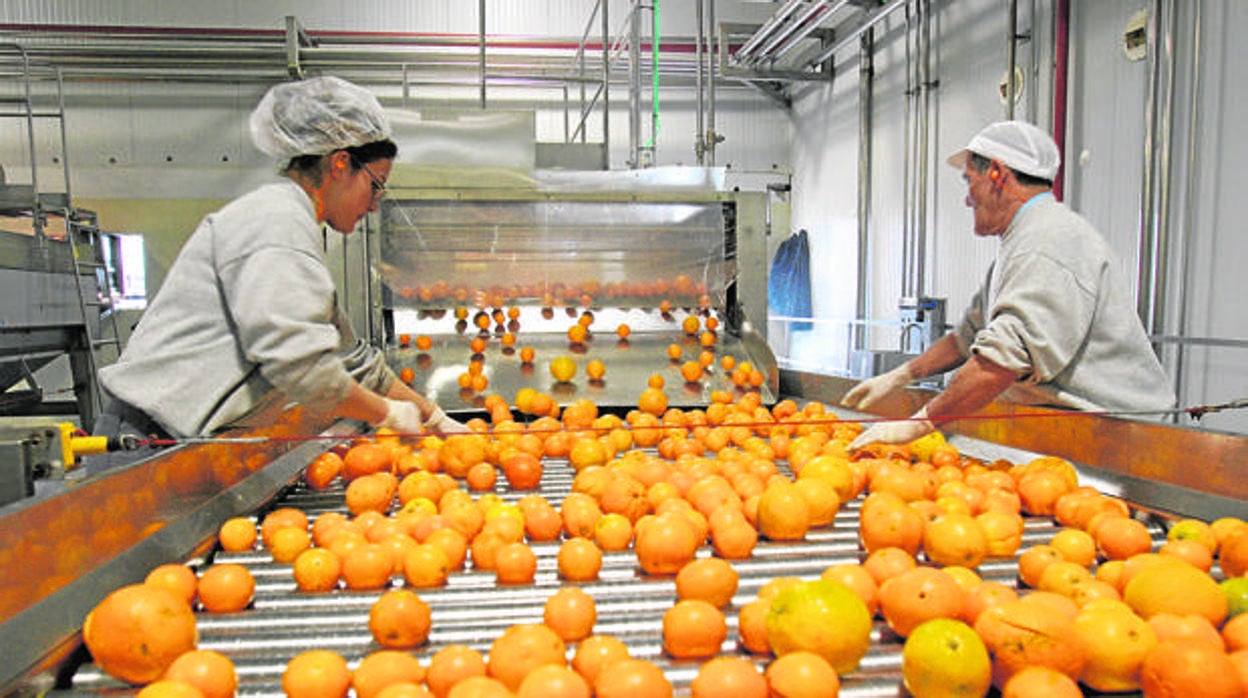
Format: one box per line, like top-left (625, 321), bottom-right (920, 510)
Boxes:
top-left (0, 168), bottom-right (1244, 697)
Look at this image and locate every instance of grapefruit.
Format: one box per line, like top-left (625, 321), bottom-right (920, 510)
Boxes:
top-left (766, 579), bottom-right (873, 673)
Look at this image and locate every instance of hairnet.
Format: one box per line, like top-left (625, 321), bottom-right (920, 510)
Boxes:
top-left (946, 120), bottom-right (1060, 181)
top-left (249, 76), bottom-right (391, 159)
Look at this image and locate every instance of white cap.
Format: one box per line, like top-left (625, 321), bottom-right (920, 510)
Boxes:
top-left (946, 120), bottom-right (1060, 181)
top-left (249, 76), bottom-right (391, 159)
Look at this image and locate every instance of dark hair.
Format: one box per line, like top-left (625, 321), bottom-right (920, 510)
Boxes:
top-left (969, 152), bottom-right (1052, 187)
top-left (283, 138), bottom-right (398, 176)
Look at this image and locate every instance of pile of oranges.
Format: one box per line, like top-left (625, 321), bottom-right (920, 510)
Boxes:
top-left (79, 387), bottom-right (1248, 698)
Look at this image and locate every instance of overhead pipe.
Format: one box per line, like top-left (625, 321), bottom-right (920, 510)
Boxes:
top-left (734, 0), bottom-right (806, 62)
top-left (707, 0), bottom-right (720, 166)
top-left (752, 1), bottom-right (833, 65)
top-left (807, 0), bottom-right (905, 68)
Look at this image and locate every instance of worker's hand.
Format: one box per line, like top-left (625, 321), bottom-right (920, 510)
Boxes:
top-left (840, 363), bottom-right (916, 411)
top-left (424, 406), bottom-right (472, 435)
top-left (376, 398), bottom-right (423, 434)
top-left (848, 406), bottom-right (934, 451)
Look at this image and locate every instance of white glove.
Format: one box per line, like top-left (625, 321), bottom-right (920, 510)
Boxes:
top-left (424, 406), bottom-right (471, 435)
top-left (840, 363), bottom-right (916, 411)
top-left (376, 398), bottom-right (423, 434)
top-left (848, 406), bottom-right (935, 451)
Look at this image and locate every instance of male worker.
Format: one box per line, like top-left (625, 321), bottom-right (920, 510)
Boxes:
top-left (843, 120), bottom-right (1175, 449)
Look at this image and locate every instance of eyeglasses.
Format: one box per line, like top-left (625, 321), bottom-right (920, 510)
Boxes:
top-left (351, 156), bottom-right (387, 199)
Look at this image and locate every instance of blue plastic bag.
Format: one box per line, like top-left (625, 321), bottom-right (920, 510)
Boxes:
top-left (768, 229), bottom-right (813, 331)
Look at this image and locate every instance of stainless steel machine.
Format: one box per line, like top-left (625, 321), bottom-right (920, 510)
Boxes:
top-left (1, 166), bottom-right (1244, 697)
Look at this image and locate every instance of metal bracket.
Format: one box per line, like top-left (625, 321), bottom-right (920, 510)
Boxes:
top-left (284, 16), bottom-right (316, 79)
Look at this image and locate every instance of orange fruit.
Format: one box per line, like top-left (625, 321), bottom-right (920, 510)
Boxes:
top-left (341, 543), bottom-right (395, 590)
top-left (426, 645), bottom-right (487, 698)
top-left (493, 541), bottom-right (538, 585)
top-left (863, 546), bottom-right (917, 586)
top-left (1095, 516), bottom-right (1155, 560)
top-left (369, 589), bottom-right (432, 649)
top-left (878, 566), bottom-right (967, 638)
top-left (663, 599), bottom-right (727, 658)
top-left (616, 323), bottom-right (632, 339)
top-left (586, 359), bottom-right (606, 381)
top-left (690, 656), bottom-right (767, 698)
top-left (144, 563), bottom-right (198, 607)
top-left (737, 598), bottom-right (772, 654)
top-left (1123, 560), bottom-right (1228, 626)
top-left (268, 525), bottom-right (312, 564)
top-left (550, 356), bottom-right (577, 382)
top-left (197, 563), bottom-right (254, 613)
top-left (282, 649), bottom-right (352, 698)
top-left (638, 387), bottom-right (669, 417)
top-left (820, 563), bottom-right (880, 616)
top-left (1072, 605), bottom-right (1158, 692)
top-left (571, 634), bottom-right (631, 686)
top-left (402, 543), bottom-right (451, 589)
top-left (634, 513), bottom-right (699, 576)
top-left (544, 586), bottom-right (597, 642)
top-left (858, 495), bottom-right (925, 555)
top-left (680, 360), bottom-right (704, 383)
top-left (1148, 611), bottom-right (1225, 648)
top-left (557, 537), bottom-right (603, 582)
top-left (1224, 613), bottom-right (1248, 652)
top-left (82, 584), bottom-right (197, 684)
top-left (1140, 639), bottom-right (1245, 697)
top-left (487, 623), bottom-right (567, 691)
top-left (593, 658), bottom-right (673, 698)
top-left (344, 443), bottom-right (394, 481)
top-left (711, 519), bottom-right (758, 560)
top-left (1167, 518), bottom-right (1219, 553)
top-left (306, 451), bottom-right (345, 489)
top-left (136, 681), bottom-right (204, 698)
top-left (593, 512), bottom-right (634, 551)
top-left (901, 618), bottom-right (992, 698)
top-left (352, 651), bottom-right (428, 698)
top-left (162, 649), bottom-right (237, 698)
top-left (1048, 527), bottom-right (1097, 567)
top-left (675, 557), bottom-right (739, 608)
top-left (1159, 538), bottom-right (1214, 571)
top-left (292, 548), bottom-right (342, 593)
top-left (260, 507), bottom-right (309, 547)
top-left (922, 513), bottom-right (988, 568)
top-left (756, 482), bottom-right (810, 541)
top-left (764, 651), bottom-right (840, 698)
top-left (516, 664), bottom-right (590, 698)
top-left (416, 334), bottom-right (433, 350)
top-left (962, 580), bottom-right (1020, 626)
top-left (973, 599), bottom-right (1086, 689)
top-left (1016, 544), bottom-right (1064, 589)
top-left (1000, 665), bottom-right (1082, 698)
top-left (217, 517), bottom-right (257, 552)
top-left (426, 527), bottom-right (469, 570)
top-left (518, 346), bottom-right (536, 363)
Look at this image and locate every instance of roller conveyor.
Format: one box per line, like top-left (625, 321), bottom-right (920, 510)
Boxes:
top-left (55, 421), bottom-right (1174, 697)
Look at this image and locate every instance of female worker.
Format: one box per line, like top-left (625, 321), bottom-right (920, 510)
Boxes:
top-left (88, 76), bottom-right (465, 472)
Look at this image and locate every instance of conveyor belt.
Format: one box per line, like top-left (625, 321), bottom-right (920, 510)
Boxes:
top-left (63, 437), bottom-right (1170, 697)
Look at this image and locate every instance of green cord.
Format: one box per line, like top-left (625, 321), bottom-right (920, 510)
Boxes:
top-left (648, 0), bottom-right (660, 149)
